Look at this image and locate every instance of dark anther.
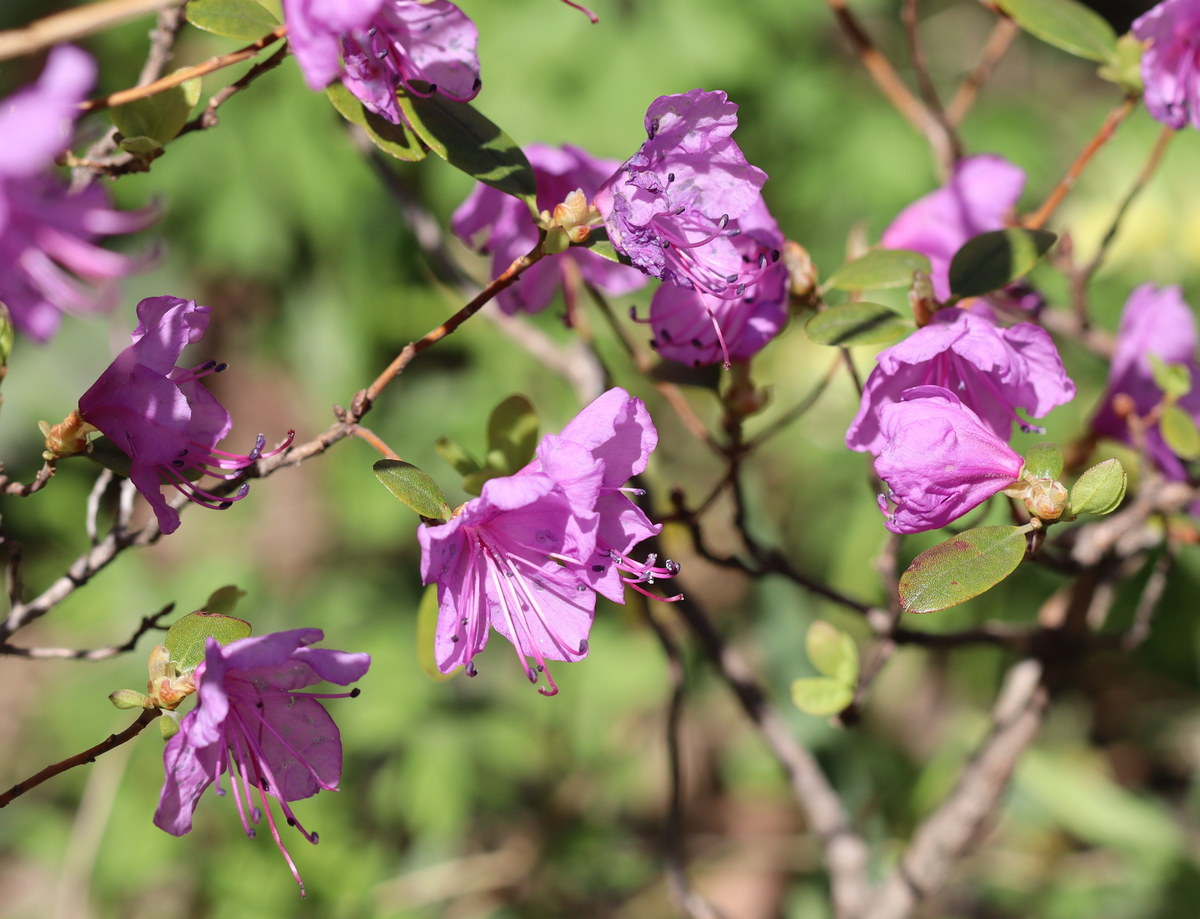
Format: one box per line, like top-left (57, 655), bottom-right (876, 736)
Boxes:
top-left (717, 214), bottom-right (729, 228)
top-left (213, 362), bottom-right (228, 373)
top-left (527, 667), bottom-right (538, 683)
top-left (674, 205), bottom-right (685, 215)
top-left (450, 634), bottom-right (459, 642)
top-left (248, 433), bottom-right (266, 462)
top-left (726, 273), bottom-right (739, 283)
top-left (735, 283), bottom-right (746, 296)
top-left (466, 661), bottom-right (478, 677)
top-left (472, 77), bottom-right (482, 91)
top-left (311, 832), bottom-right (320, 844)
top-left (577, 639), bottom-right (589, 654)
top-left (661, 328), bottom-right (673, 342)
top-left (171, 460), bottom-right (185, 468)
top-left (771, 249), bottom-right (781, 262)
top-left (287, 816), bottom-right (295, 827)
top-left (349, 687), bottom-right (361, 698)
top-left (691, 338), bottom-right (703, 347)
top-left (667, 172), bottom-right (675, 183)
top-left (592, 564), bottom-right (604, 572)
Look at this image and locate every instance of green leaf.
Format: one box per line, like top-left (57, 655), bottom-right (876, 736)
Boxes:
top-left (326, 83), bottom-right (426, 162)
top-left (791, 678), bottom-right (854, 717)
top-left (417, 583), bottom-right (455, 682)
top-left (164, 611), bottom-right (252, 674)
top-left (400, 92), bottom-right (536, 208)
top-left (804, 302), bottom-right (911, 347)
top-left (997, 0), bottom-right (1118, 64)
top-left (373, 460), bottom-right (453, 521)
top-left (1149, 354), bottom-right (1192, 401)
top-left (1098, 33), bottom-right (1145, 92)
top-left (1023, 442), bottom-right (1064, 481)
top-left (806, 621), bottom-right (859, 686)
top-left (899, 525), bottom-right (1030, 614)
top-left (435, 436), bottom-right (482, 477)
top-left (203, 585), bottom-right (247, 617)
top-left (1161, 406), bottom-right (1200, 461)
top-left (948, 228), bottom-right (1057, 298)
top-left (1068, 458), bottom-right (1127, 517)
top-left (578, 228), bottom-right (621, 264)
top-left (486, 395), bottom-right (539, 476)
top-left (823, 249), bottom-right (931, 292)
top-left (185, 0), bottom-right (279, 40)
top-left (110, 73), bottom-right (200, 144)
top-left (116, 135), bottom-right (164, 163)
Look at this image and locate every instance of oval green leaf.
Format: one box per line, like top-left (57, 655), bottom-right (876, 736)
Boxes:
top-left (805, 302), bottom-right (910, 347)
top-left (806, 621), bottom-right (859, 686)
top-left (110, 73), bottom-right (200, 144)
top-left (487, 394), bottom-right (539, 476)
top-left (185, 0), bottom-right (280, 40)
top-left (203, 585), bottom-right (247, 617)
top-left (374, 460), bottom-right (453, 521)
top-left (791, 677), bottom-right (854, 717)
top-left (417, 583), bottom-right (455, 682)
top-left (1023, 442), bottom-right (1064, 481)
top-left (435, 436), bottom-right (481, 477)
top-left (165, 610), bottom-right (252, 673)
top-left (823, 249), bottom-right (931, 292)
top-left (399, 92), bottom-right (536, 209)
top-left (948, 228), bottom-right (1057, 298)
top-left (1161, 406), bottom-right (1200, 461)
top-left (997, 0), bottom-right (1118, 64)
top-left (326, 83), bottom-right (426, 162)
top-left (1068, 458), bottom-right (1127, 517)
top-left (1149, 354), bottom-right (1192, 401)
top-left (899, 525), bottom-right (1029, 614)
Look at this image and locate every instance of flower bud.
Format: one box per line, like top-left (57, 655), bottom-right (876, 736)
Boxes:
top-left (145, 644), bottom-right (196, 710)
top-left (41, 409), bottom-right (94, 459)
top-left (908, 270), bottom-right (935, 328)
top-left (782, 240), bottom-right (818, 306)
top-left (109, 689), bottom-right (152, 710)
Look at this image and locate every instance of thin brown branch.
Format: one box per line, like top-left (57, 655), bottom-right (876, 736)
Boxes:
top-left (826, 0), bottom-right (956, 174)
top-left (0, 462), bottom-right (56, 496)
top-left (863, 657), bottom-right (1049, 919)
top-left (79, 25), bottom-right (288, 113)
top-left (946, 17), bottom-right (1020, 125)
top-left (744, 352), bottom-right (843, 452)
top-left (642, 606), bottom-right (729, 919)
top-left (1023, 96), bottom-right (1138, 231)
top-left (0, 603), bottom-right (174, 660)
top-left (0, 0), bottom-right (182, 62)
top-left (350, 425), bottom-right (401, 460)
top-left (672, 590), bottom-right (871, 919)
top-left (901, 0), bottom-right (962, 172)
top-left (177, 44), bottom-right (291, 135)
top-left (0, 709), bottom-right (161, 808)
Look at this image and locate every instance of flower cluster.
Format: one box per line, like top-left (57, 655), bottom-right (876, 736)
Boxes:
top-left (846, 308), bottom-right (1075, 457)
top-left (77, 296), bottom-right (293, 534)
top-left (154, 629), bottom-right (370, 895)
top-left (1134, 0), bottom-right (1200, 131)
top-left (874, 386), bottom-right (1025, 533)
top-left (1093, 283), bottom-right (1200, 480)
top-left (596, 89), bottom-right (770, 300)
top-left (452, 144), bottom-right (646, 315)
top-left (0, 45), bottom-right (154, 341)
top-left (418, 388), bottom-right (677, 694)
top-left (284, 0), bottom-right (480, 124)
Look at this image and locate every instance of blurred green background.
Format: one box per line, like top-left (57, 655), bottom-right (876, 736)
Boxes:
top-left (4, 1), bottom-right (1200, 917)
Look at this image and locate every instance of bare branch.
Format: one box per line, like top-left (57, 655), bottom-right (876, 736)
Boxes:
top-left (0, 0), bottom-right (182, 62)
top-left (946, 16), bottom-right (1020, 125)
top-left (0, 603), bottom-right (174, 660)
top-left (0, 709), bottom-right (161, 808)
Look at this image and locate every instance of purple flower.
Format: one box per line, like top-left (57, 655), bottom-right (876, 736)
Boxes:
top-left (595, 89), bottom-right (768, 299)
top-left (846, 308), bottom-right (1075, 456)
top-left (78, 296), bottom-right (293, 535)
top-left (1134, 0), bottom-right (1200, 130)
top-left (646, 197), bottom-right (787, 367)
top-left (0, 45), bottom-right (155, 341)
top-left (452, 144), bottom-right (646, 315)
top-left (875, 386), bottom-right (1024, 534)
top-left (284, 0), bottom-right (480, 124)
top-left (881, 154), bottom-right (1025, 303)
top-left (1093, 283), bottom-right (1200, 479)
top-left (154, 629), bottom-right (369, 895)
top-left (418, 388), bottom-right (676, 694)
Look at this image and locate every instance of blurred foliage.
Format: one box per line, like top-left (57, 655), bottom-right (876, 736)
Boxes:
top-left (1, 1), bottom-right (1200, 918)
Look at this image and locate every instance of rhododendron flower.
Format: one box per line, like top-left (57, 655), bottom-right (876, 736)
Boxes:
top-left (78, 296), bottom-right (293, 535)
top-left (875, 386), bottom-right (1024, 534)
top-left (0, 45), bottom-right (155, 341)
top-left (646, 197), bottom-right (786, 367)
top-left (1093, 283), bottom-right (1200, 479)
top-left (154, 629), bottom-right (370, 896)
top-left (284, 0), bottom-right (480, 124)
top-left (452, 144), bottom-right (645, 315)
top-left (596, 89), bottom-right (768, 299)
top-left (419, 388), bottom-right (677, 694)
top-left (1134, 0), bottom-right (1200, 130)
top-left (881, 154), bottom-right (1031, 305)
top-left (846, 308), bottom-right (1075, 456)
